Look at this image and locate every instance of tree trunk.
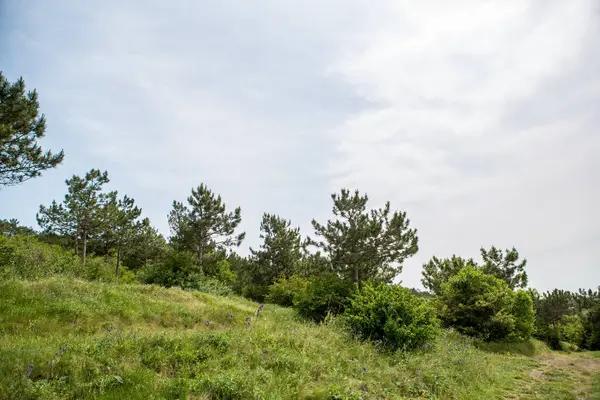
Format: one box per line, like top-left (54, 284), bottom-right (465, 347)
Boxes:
top-left (115, 242), bottom-right (121, 277)
top-left (198, 244), bottom-right (204, 275)
top-left (82, 230), bottom-right (87, 265)
top-left (355, 265), bottom-right (360, 289)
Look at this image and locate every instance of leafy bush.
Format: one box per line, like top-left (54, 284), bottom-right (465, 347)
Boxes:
top-left (0, 234), bottom-right (116, 282)
top-left (583, 305), bottom-right (600, 350)
top-left (266, 275), bottom-right (309, 307)
top-left (0, 235), bottom-right (79, 279)
top-left (189, 276), bottom-right (233, 296)
top-left (293, 274), bottom-right (355, 322)
top-left (241, 284), bottom-right (270, 302)
top-left (137, 249), bottom-right (198, 288)
top-left (510, 290), bottom-right (535, 341)
top-left (343, 282), bottom-right (440, 350)
top-left (438, 266), bottom-right (533, 342)
top-left (559, 314), bottom-right (584, 347)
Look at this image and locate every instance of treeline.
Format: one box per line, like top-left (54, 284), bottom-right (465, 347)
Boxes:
top-left (2, 73), bottom-right (599, 353)
top-left (2, 167), bottom-right (600, 351)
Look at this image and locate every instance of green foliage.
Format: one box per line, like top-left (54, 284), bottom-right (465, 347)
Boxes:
top-left (0, 234), bottom-right (81, 279)
top-left (343, 282), bottom-right (440, 350)
top-left (479, 246), bottom-right (528, 289)
top-left (308, 188), bottom-right (418, 286)
top-left (37, 169), bottom-right (115, 264)
top-left (293, 274), bottom-right (355, 322)
top-left (0, 218), bottom-right (36, 236)
top-left (0, 277), bottom-right (552, 399)
top-left (189, 276), bottom-right (233, 296)
top-left (438, 266), bottom-right (532, 342)
top-left (510, 290), bottom-right (535, 341)
top-left (0, 72), bottom-right (64, 186)
top-left (421, 255), bottom-right (476, 296)
top-left (249, 213), bottom-right (303, 286)
top-left (168, 183), bottom-right (245, 271)
top-left (583, 305), bottom-right (600, 350)
top-left (136, 249), bottom-right (198, 288)
top-left (241, 283), bottom-right (270, 302)
top-left (0, 234), bottom-right (116, 282)
top-left (266, 275), bottom-right (309, 307)
top-left (559, 314), bottom-right (585, 347)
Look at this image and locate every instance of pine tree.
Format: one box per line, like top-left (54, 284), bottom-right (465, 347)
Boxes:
top-left (308, 189), bottom-right (418, 287)
top-left (0, 72), bottom-right (64, 186)
top-left (421, 255), bottom-right (477, 295)
top-left (480, 246), bottom-right (528, 289)
top-left (249, 213), bottom-right (303, 285)
top-left (37, 169), bottom-right (114, 264)
top-left (168, 184), bottom-right (245, 272)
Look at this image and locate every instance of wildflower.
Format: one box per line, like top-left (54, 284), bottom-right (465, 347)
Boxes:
top-left (360, 383), bottom-right (368, 392)
top-left (458, 359), bottom-right (462, 364)
top-left (24, 364), bottom-right (34, 377)
top-left (416, 367), bottom-right (421, 376)
top-left (205, 320), bottom-right (211, 326)
top-left (362, 366), bottom-right (367, 373)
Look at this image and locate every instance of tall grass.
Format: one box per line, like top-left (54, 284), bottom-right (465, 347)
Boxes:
top-left (0, 277), bottom-right (540, 399)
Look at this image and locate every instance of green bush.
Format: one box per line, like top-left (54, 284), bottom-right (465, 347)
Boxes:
top-left (137, 249), bottom-right (198, 288)
top-left (189, 276), bottom-right (233, 296)
top-left (0, 234), bottom-right (116, 282)
top-left (266, 275), bottom-right (309, 307)
top-left (0, 235), bottom-right (80, 279)
top-left (438, 266), bottom-right (533, 342)
top-left (559, 314), bottom-right (584, 347)
top-left (343, 282), bottom-right (440, 350)
top-left (293, 274), bottom-right (355, 322)
top-left (583, 305), bottom-right (600, 350)
top-left (510, 290), bottom-right (535, 341)
top-left (241, 284), bottom-right (270, 302)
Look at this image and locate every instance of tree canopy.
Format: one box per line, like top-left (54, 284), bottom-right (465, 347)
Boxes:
top-left (0, 72), bottom-right (64, 186)
top-left (308, 188), bottom-right (418, 286)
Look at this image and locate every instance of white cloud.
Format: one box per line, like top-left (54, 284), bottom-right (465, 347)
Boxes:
top-left (2, 0), bottom-right (599, 291)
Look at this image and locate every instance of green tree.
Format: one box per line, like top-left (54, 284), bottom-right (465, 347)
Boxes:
top-left (168, 184), bottom-right (245, 273)
top-left (0, 72), bottom-right (64, 186)
top-left (438, 266), bottom-right (529, 341)
top-left (121, 219), bottom-right (167, 271)
top-left (308, 189), bottom-right (418, 287)
top-left (249, 213), bottom-right (303, 286)
top-left (0, 218), bottom-right (36, 236)
top-left (101, 195), bottom-right (142, 276)
top-left (421, 255), bottom-right (477, 296)
top-left (480, 246), bottom-right (528, 289)
top-left (37, 169), bottom-right (114, 264)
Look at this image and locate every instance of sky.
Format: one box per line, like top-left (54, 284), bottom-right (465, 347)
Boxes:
top-left (1, 0), bottom-right (599, 292)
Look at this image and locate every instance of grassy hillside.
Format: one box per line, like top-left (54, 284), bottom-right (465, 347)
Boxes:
top-left (0, 278), bottom-right (597, 399)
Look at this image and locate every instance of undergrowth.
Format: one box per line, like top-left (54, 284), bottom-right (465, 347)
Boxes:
top-left (0, 277), bottom-right (544, 399)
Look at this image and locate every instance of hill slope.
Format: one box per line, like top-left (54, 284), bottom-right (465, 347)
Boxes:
top-left (0, 278), bottom-right (597, 399)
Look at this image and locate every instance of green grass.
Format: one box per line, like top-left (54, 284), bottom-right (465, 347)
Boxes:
top-left (0, 277), bottom-right (588, 399)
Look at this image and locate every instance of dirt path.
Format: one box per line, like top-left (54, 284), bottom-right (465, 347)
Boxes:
top-left (512, 352), bottom-right (600, 399)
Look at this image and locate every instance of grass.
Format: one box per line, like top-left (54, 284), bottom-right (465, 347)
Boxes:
top-left (0, 277), bottom-right (596, 399)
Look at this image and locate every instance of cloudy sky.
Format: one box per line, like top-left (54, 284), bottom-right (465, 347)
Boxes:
top-left (1, 0), bottom-right (599, 291)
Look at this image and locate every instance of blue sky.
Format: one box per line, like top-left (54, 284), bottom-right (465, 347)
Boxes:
top-left (1, 0), bottom-right (599, 291)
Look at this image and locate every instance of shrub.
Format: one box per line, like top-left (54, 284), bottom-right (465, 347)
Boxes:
top-left (241, 284), bottom-right (270, 302)
top-left (189, 276), bottom-right (233, 296)
top-left (559, 314), bottom-right (584, 347)
top-left (0, 235), bottom-right (81, 279)
top-left (343, 282), bottom-right (439, 350)
top-left (510, 290), bottom-right (535, 341)
top-left (293, 274), bottom-right (355, 322)
top-left (438, 266), bottom-right (533, 342)
top-left (583, 305), bottom-right (600, 350)
top-left (266, 275), bottom-right (309, 307)
top-left (137, 249), bottom-right (198, 288)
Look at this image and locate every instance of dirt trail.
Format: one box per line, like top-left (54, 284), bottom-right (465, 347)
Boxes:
top-left (513, 352), bottom-right (600, 399)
